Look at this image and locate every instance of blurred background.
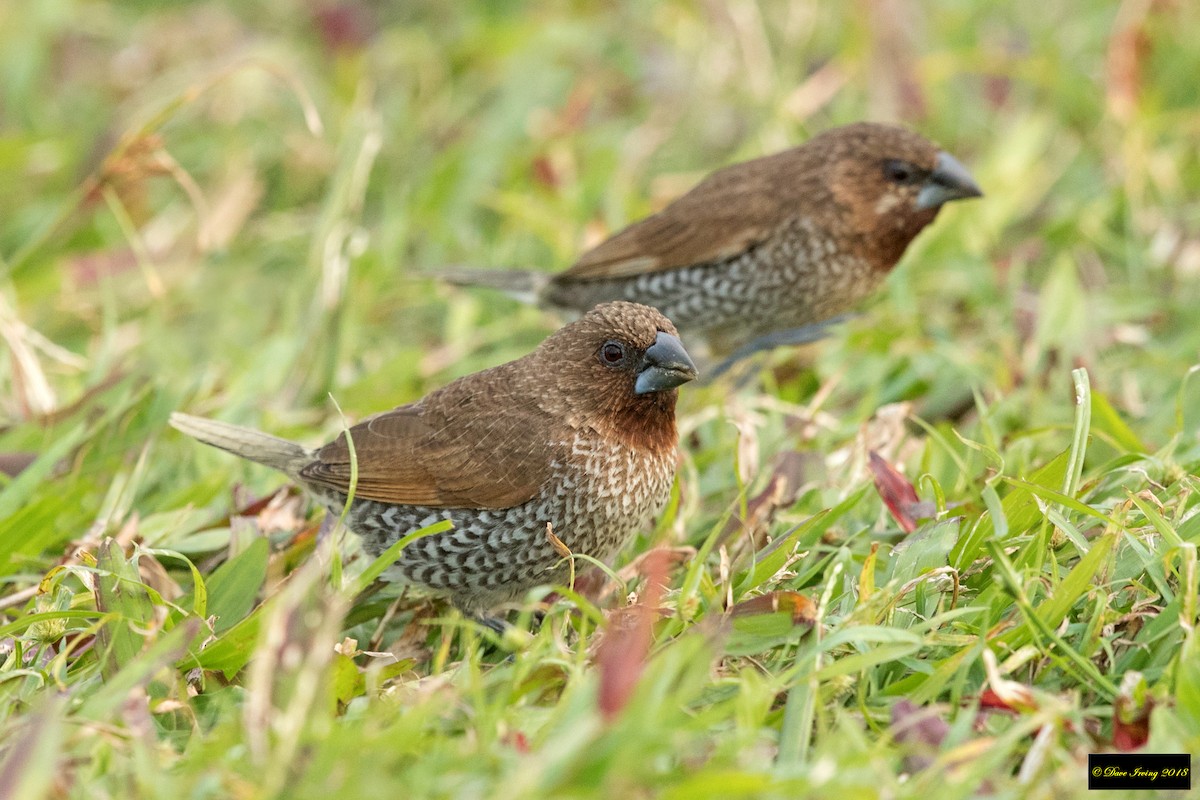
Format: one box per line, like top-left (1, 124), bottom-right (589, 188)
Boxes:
top-left (1, 1), bottom-right (1194, 390)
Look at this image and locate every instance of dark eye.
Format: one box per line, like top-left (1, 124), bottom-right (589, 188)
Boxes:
top-left (883, 160), bottom-right (918, 184)
top-left (599, 341), bottom-right (627, 366)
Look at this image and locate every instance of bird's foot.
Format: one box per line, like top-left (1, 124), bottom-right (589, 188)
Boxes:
top-left (704, 314), bottom-right (858, 383)
top-left (472, 614), bottom-right (511, 636)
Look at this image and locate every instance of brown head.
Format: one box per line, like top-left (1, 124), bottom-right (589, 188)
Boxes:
top-left (805, 122), bottom-right (983, 268)
top-left (531, 301), bottom-right (697, 448)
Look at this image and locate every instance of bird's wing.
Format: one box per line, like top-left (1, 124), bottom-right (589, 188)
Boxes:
top-left (298, 399), bottom-right (554, 509)
top-left (560, 162), bottom-right (787, 281)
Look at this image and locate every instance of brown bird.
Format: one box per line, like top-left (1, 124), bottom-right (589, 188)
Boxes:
top-left (170, 302), bottom-right (697, 621)
top-left (443, 122), bottom-right (982, 365)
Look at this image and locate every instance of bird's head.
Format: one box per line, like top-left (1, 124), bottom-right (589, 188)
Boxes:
top-left (536, 301), bottom-right (697, 446)
top-left (818, 123), bottom-right (982, 267)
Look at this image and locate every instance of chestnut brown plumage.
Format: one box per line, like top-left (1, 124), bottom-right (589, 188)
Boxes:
top-left (169, 302), bottom-right (697, 616)
top-left (443, 122), bottom-right (982, 360)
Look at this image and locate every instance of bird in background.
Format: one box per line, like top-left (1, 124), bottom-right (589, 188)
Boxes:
top-left (170, 302), bottom-right (697, 625)
top-left (442, 122), bottom-right (982, 372)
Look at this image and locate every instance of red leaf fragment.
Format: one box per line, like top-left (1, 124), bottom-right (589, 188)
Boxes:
top-left (978, 684), bottom-right (1038, 714)
top-left (978, 688), bottom-right (1017, 711)
top-left (977, 648), bottom-right (1040, 714)
top-left (868, 451), bottom-right (931, 533)
top-left (594, 548), bottom-right (671, 721)
top-left (1112, 674), bottom-right (1154, 751)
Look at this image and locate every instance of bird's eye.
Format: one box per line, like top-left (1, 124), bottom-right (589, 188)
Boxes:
top-left (883, 160), bottom-right (917, 184)
top-left (599, 341), bottom-right (627, 366)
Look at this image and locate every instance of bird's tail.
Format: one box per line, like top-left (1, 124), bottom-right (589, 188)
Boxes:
top-left (436, 267), bottom-right (549, 306)
top-left (169, 412), bottom-right (313, 478)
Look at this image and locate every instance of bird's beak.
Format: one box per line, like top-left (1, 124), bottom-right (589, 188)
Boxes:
top-left (916, 151), bottom-right (983, 210)
top-left (634, 332), bottom-right (698, 395)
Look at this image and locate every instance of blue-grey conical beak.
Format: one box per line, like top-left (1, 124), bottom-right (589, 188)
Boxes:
top-left (634, 332), bottom-right (698, 395)
top-left (916, 151), bottom-right (983, 210)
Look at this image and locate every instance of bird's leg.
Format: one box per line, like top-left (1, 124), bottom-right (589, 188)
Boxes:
top-left (472, 614), bottom-right (511, 635)
top-left (471, 604), bottom-right (552, 637)
top-left (316, 510), bottom-right (338, 544)
top-left (704, 314), bottom-right (858, 383)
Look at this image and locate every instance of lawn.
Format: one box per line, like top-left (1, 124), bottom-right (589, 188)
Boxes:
top-left (1, 1), bottom-right (1198, 797)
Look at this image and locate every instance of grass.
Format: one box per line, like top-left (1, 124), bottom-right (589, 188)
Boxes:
top-left (1, 0), bottom-right (1199, 797)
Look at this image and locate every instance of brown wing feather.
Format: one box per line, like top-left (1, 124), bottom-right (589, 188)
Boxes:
top-left (298, 377), bottom-right (555, 509)
top-left (560, 153), bottom-right (801, 281)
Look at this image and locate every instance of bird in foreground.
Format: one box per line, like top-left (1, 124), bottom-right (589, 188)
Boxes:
top-left (442, 122), bottom-right (982, 368)
top-left (170, 302), bottom-right (697, 622)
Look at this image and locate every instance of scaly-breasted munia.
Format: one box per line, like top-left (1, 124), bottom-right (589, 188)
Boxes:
top-left (170, 302), bottom-right (697, 617)
top-left (444, 122), bottom-right (982, 361)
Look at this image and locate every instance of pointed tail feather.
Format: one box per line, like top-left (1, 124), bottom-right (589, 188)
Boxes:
top-left (436, 267), bottom-right (548, 306)
top-left (169, 412), bottom-right (312, 478)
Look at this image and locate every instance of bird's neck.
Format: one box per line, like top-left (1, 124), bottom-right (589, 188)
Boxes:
top-left (590, 393), bottom-right (679, 455)
top-left (861, 207), bottom-right (941, 270)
